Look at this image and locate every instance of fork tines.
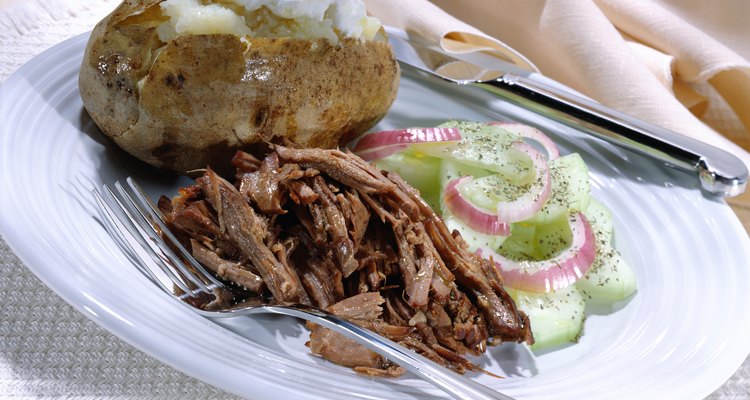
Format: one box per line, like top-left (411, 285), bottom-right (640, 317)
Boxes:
top-left (93, 177), bottom-right (223, 298)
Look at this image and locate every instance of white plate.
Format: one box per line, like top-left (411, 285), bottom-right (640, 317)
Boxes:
top-left (2, 33), bottom-right (750, 400)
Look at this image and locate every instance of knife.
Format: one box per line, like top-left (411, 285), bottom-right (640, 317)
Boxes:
top-left (386, 31), bottom-right (748, 198)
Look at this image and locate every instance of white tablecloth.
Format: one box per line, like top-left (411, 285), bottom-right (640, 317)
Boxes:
top-left (0, 1), bottom-right (747, 398)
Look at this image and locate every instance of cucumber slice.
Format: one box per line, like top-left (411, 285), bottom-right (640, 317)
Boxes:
top-left (499, 216), bottom-right (572, 261)
top-left (413, 121), bottom-right (534, 185)
top-left (577, 243), bottom-right (637, 302)
top-left (443, 211), bottom-right (507, 252)
top-left (460, 174), bottom-right (529, 212)
top-left (508, 285), bottom-right (586, 350)
top-left (582, 197), bottom-right (613, 243)
top-left (534, 216), bottom-right (573, 259)
top-left (439, 159), bottom-right (491, 191)
top-left (577, 198), bottom-right (636, 301)
top-left (497, 223), bottom-right (538, 259)
top-left (374, 152), bottom-right (442, 210)
top-left (525, 153), bottom-right (591, 225)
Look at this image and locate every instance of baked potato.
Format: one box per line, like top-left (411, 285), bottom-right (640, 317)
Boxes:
top-left (79, 0), bottom-right (400, 173)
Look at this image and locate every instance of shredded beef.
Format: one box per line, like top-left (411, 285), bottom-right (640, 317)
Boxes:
top-left (161, 146), bottom-right (533, 376)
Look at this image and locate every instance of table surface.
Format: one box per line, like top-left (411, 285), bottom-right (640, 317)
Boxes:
top-left (0, 1), bottom-right (748, 399)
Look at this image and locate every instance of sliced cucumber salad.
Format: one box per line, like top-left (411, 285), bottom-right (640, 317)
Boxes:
top-left (355, 121), bottom-right (637, 350)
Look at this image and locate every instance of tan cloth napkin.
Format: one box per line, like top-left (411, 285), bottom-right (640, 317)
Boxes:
top-left (364, 0), bottom-right (750, 171)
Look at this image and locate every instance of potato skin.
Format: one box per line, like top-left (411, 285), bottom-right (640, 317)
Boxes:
top-left (79, 0), bottom-right (400, 173)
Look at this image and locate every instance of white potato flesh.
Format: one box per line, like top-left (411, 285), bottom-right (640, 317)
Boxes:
top-left (157, 0), bottom-right (381, 43)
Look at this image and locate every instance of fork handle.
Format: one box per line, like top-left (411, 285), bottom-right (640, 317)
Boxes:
top-left (211, 303), bottom-right (515, 400)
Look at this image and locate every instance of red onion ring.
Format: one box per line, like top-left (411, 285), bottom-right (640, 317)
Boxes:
top-left (476, 212), bottom-right (596, 293)
top-left (443, 177), bottom-right (511, 236)
top-left (493, 142), bottom-right (551, 223)
top-left (489, 122), bottom-right (560, 160)
top-left (357, 144), bottom-right (410, 161)
top-left (352, 127), bottom-right (462, 154)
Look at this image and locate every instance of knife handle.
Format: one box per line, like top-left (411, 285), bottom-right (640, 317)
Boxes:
top-left (474, 74), bottom-right (748, 197)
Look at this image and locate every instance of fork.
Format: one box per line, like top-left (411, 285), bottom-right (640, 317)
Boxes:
top-left (92, 177), bottom-right (516, 400)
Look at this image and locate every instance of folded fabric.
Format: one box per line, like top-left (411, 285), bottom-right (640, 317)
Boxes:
top-left (363, 0), bottom-right (537, 71)
top-left (365, 0), bottom-right (750, 171)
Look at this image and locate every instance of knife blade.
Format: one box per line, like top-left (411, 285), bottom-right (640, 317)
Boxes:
top-left (386, 31), bottom-right (748, 198)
